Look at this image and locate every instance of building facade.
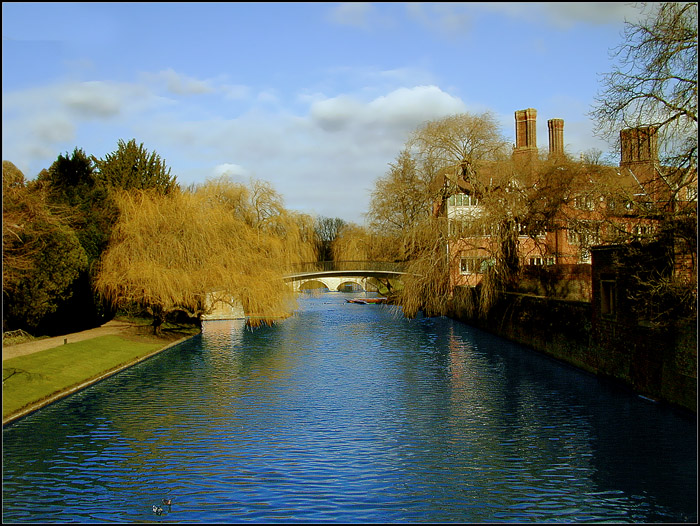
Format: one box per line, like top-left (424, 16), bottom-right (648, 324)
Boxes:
top-left (444, 108), bottom-right (697, 296)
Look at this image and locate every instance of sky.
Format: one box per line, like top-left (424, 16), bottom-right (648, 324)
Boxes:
top-left (2, 2), bottom-right (645, 224)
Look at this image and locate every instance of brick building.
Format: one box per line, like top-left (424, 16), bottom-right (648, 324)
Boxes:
top-left (442, 108), bottom-right (697, 298)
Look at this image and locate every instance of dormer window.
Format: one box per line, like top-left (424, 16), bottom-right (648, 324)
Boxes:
top-left (448, 193), bottom-right (479, 207)
top-left (574, 195), bottom-right (595, 210)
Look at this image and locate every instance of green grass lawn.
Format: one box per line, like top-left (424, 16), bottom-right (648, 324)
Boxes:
top-left (2, 335), bottom-right (165, 420)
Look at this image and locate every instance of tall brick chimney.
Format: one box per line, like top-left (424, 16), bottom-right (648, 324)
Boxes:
top-left (515, 108), bottom-right (537, 150)
top-left (513, 108), bottom-right (538, 166)
top-left (547, 118), bottom-right (564, 158)
top-left (620, 125), bottom-right (660, 200)
top-left (620, 126), bottom-right (658, 166)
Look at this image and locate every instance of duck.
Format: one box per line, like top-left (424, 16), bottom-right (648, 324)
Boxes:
top-left (152, 505), bottom-right (164, 515)
top-left (162, 498), bottom-right (172, 506)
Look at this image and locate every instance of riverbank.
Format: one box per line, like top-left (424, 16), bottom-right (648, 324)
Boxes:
top-left (449, 288), bottom-right (697, 414)
top-left (4, 293), bottom-right (695, 523)
top-left (2, 319), bottom-right (200, 426)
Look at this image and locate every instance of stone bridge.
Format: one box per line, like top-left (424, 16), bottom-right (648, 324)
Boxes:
top-left (284, 261), bottom-right (409, 292)
top-left (203, 261), bottom-right (409, 320)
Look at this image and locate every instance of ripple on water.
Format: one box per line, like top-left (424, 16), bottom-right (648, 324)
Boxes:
top-left (2, 294), bottom-right (697, 523)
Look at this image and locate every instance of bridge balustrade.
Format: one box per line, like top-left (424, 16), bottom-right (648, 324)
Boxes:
top-left (285, 260), bottom-right (408, 275)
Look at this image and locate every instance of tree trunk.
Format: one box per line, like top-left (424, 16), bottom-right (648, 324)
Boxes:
top-left (151, 306), bottom-right (165, 335)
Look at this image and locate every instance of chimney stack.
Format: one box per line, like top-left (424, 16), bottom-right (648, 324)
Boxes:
top-left (513, 108), bottom-right (538, 166)
top-left (515, 108), bottom-right (537, 150)
top-left (620, 125), bottom-right (660, 200)
top-left (620, 126), bottom-right (658, 166)
top-left (547, 118), bottom-right (564, 158)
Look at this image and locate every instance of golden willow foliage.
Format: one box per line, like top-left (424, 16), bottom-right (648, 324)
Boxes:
top-left (409, 112), bottom-right (511, 178)
top-left (385, 112), bottom-right (515, 318)
top-left (367, 148), bottom-right (434, 237)
top-left (369, 110), bottom-right (630, 319)
top-left (3, 161), bottom-right (35, 288)
top-left (332, 223), bottom-right (370, 262)
top-left (396, 216), bottom-right (453, 318)
top-left (95, 177), bottom-right (316, 330)
top-left (331, 223), bottom-right (403, 263)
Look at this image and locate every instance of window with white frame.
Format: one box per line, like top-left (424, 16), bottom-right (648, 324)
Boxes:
top-left (525, 256), bottom-right (555, 266)
top-left (567, 221), bottom-right (601, 246)
top-left (517, 220), bottom-right (545, 237)
top-left (574, 195), bottom-right (595, 210)
top-left (448, 217), bottom-right (491, 238)
top-left (448, 192), bottom-right (479, 207)
top-left (448, 219), bottom-right (468, 237)
top-left (460, 257), bottom-right (488, 274)
top-left (632, 224), bottom-right (653, 237)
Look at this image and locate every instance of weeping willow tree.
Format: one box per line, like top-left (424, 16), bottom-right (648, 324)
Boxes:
top-left (384, 112), bottom-right (516, 318)
top-left (332, 222), bottom-right (402, 263)
top-left (96, 177), bottom-right (316, 332)
top-left (332, 223), bottom-right (370, 262)
top-left (374, 111), bottom-right (605, 319)
top-left (396, 216), bottom-right (453, 318)
top-left (367, 148), bottom-right (435, 238)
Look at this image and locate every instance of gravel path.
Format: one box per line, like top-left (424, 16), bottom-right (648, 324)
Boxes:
top-left (2, 320), bottom-right (138, 361)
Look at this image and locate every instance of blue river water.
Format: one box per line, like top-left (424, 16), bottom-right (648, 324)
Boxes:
top-left (2, 293), bottom-right (697, 523)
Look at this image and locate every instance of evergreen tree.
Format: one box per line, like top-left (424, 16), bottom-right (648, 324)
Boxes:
top-left (93, 139), bottom-right (178, 194)
top-left (2, 162), bottom-right (89, 333)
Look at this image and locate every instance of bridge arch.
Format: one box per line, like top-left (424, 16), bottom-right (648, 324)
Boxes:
top-left (337, 280), bottom-right (364, 292)
top-left (284, 261), bottom-right (409, 294)
top-left (293, 276), bottom-right (378, 292)
top-left (297, 279), bottom-right (328, 291)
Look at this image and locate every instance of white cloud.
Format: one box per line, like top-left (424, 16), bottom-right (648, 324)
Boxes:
top-left (310, 95), bottom-right (366, 131)
top-left (222, 84), bottom-right (252, 100)
top-left (405, 3), bottom-right (473, 37)
top-left (32, 112), bottom-right (76, 144)
top-left (310, 85), bottom-right (466, 132)
top-left (367, 86), bottom-right (467, 127)
top-left (407, 2), bottom-right (639, 36)
top-left (148, 68), bottom-right (215, 95)
top-left (1, 69), bottom-right (475, 222)
top-left (61, 81), bottom-right (124, 117)
top-left (256, 89), bottom-right (280, 104)
top-left (539, 2), bottom-right (643, 28)
top-left (327, 2), bottom-right (375, 29)
top-left (212, 162), bottom-right (250, 180)
top-left (2, 78), bottom-right (174, 176)
top-left (307, 65), bottom-right (439, 105)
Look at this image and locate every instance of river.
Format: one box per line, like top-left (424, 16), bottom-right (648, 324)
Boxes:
top-left (2, 292), bottom-right (697, 523)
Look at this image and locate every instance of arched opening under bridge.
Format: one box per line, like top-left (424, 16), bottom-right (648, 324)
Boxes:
top-left (295, 276), bottom-right (379, 292)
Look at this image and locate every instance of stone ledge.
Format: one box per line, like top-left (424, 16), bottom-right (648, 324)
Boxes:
top-left (2, 333), bottom-right (199, 427)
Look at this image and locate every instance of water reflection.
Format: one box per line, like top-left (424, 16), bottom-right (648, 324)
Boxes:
top-left (3, 293), bottom-right (696, 523)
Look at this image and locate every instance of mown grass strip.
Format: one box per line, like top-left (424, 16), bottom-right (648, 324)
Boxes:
top-left (2, 335), bottom-right (164, 419)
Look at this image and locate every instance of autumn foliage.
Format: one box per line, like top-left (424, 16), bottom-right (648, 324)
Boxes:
top-left (96, 177), bottom-right (317, 331)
